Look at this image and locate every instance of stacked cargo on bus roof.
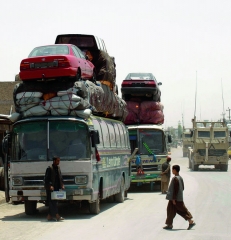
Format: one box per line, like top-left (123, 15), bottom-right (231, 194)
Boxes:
top-left (10, 34), bottom-right (126, 122)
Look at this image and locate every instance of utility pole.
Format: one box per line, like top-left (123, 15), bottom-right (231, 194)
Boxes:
top-left (226, 108), bottom-right (231, 121)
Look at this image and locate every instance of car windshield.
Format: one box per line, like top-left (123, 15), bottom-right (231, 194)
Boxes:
top-left (125, 73), bottom-right (155, 80)
top-left (11, 120), bottom-right (90, 161)
top-left (28, 45), bottom-right (69, 57)
top-left (139, 129), bottom-right (164, 155)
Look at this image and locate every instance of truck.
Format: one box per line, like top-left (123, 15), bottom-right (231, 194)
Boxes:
top-left (188, 118), bottom-right (229, 171)
top-left (182, 128), bottom-right (193, 157)
top-left (127, 124), bottom-right (172, 190)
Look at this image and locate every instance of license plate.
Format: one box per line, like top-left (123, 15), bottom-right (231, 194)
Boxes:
top-left (73, 189), bottom-right (82, 195)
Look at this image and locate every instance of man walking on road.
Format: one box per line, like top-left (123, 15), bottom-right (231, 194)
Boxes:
top-left (161, 156), bottom-right (171, 194)
top-left (163, 165), bottom-right (196, 230)
top-left (44, 156), bottom-right (65, 221)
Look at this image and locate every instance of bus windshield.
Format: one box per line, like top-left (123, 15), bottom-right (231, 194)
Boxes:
top-left (11, 120), bottom-right (90, 161)
top-left (139, 129), bottom-right (164, 155)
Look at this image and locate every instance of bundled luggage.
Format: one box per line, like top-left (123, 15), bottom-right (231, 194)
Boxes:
top-left (13, 79), bottom-right (127, 121)
top-left (124, 101), bottom-right (164, 125)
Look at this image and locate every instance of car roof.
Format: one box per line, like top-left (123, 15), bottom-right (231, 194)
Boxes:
top-left (125, 73), bottom-right (156, 80)
top-left (55, 34), bottom-right (107, 52)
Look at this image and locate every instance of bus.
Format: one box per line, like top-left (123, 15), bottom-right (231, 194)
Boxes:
top-left (1, 115), bottom-right (131, 215)
top-left (127, 124), bottom-right (171, 190)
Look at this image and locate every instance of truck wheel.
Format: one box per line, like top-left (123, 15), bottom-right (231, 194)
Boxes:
top-left (220, 164), bottom-right (228, 172)
top-left (214, 165), bottom-right (220, 170)
top-left (192, 162), bottom-right (199, 171)
top-left (24, 200), bottom-right (37, 215)
top-left (115, 177), bottom-right (125, 203)
top-left (89, 194), bottom-right (100, 214)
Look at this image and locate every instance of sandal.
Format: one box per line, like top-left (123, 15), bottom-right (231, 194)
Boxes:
top-left (163, 225), bottom-right (173, 229)
top-left (187, 222), bottom-right (196, 230)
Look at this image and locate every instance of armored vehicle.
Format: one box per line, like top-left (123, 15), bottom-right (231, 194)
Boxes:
top-left (188, 118), bottom-right (229, 171)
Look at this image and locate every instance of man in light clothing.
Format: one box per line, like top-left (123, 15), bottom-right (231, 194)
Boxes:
top-left (161, 157), bottom-right (171, 194)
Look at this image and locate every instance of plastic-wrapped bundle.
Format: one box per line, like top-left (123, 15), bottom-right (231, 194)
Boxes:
top-left (70, 109), bottom-right (92, 119)
top-left (15, 92), bottom-right (43, 112)
top-left (141, 110), bottom-right (164, 124)
top-left (141, 101), bottom-right (164, 111)
top-left (85, 80), bottom-right (104, 109)
top-left (124, 101), bottom-right (164, 124)
top-left (51, 108), bottom-right (69, 116)
top-left (22, 105), bottom-right (49, 118)
top-left (41, 94), bottom-right (81, 110)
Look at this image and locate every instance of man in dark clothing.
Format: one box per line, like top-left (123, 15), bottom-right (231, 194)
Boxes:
top-left (161, 157), bottom-right (171, 194)
top-left (163, 165), bottom-right (195, 230)
top-left (44, 156), bottom-right (65, 221)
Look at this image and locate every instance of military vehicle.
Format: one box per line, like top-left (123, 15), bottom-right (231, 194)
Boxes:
top-left (188, 118), bottom-right (229, 171)
top-left (182, 129), bottom-right (193, 157)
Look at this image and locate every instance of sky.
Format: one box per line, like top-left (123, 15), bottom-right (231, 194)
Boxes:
top-left (1, 0), bottom-right (231, 128)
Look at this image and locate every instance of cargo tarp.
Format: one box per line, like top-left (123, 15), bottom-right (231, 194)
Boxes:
top-left (124, 101), bottom-right (164, 125)
top-left (13, 79), bottom-right (127, 120)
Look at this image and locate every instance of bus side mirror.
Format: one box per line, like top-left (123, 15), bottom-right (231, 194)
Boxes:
top-left (91, 130), bottom-right (100, 147)
top-left (2, 133), bottom-right (12, 156)
top-left (168, 135), bottom-right (172, 143)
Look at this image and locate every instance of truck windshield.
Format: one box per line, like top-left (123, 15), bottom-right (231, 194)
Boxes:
top-left (11, 120), bottom-right (90, 161)
top-left (214, 131), bottom-right (226, 138)
top-left (198, 131), bottom-right (210, 138)
top-left (139, 130), bottom-right (164, 155)
top-left (184, 134), bottom-right (191, 138)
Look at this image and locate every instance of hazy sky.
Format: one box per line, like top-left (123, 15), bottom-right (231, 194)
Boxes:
top-left (1, 0), bottom-right (231, 128)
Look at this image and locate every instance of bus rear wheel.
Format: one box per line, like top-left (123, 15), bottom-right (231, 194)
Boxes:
top-left (115, 177), bottom-right (125, 203)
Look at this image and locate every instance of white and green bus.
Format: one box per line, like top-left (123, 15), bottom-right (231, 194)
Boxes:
top-left (127, 124), bottom-right (171, 190)
top-left (2, 115), bottom-right (131, 215)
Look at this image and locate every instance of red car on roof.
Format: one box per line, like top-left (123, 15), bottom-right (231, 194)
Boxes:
top-left (19, 44), bottom-right (94, 81)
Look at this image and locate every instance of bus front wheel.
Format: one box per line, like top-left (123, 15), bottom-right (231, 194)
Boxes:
top-left (115, 177), bottom-right (125, 203)
top-left (25, 200), bottom-right (37, 215)
top-left (89, 194), bottom-right (100, 214)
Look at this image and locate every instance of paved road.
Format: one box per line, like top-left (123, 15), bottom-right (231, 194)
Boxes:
top-left (0, 147), bottom-right (231, 240)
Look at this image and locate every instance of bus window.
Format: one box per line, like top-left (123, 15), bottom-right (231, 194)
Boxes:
top-left (121, 124), bottom-right (128, 148)
top-left (106, 122), bottom-right (116, 147)
top-left (114, 123), bottom-right (121, 147)
top-left (100, 120), bottom-right (110, 148)
top-left (117, 123), bottom-right (125, 147)
top-left (92, 119), bottom-right (103, 147)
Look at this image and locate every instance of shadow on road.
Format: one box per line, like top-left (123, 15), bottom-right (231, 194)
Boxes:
top-left (0, 198), bottom-right (131, 222)
top-left (128, 183), bottom-right (161, 194)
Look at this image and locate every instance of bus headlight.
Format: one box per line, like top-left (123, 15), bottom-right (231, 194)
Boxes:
top-left (75, 175), bottom-right (88, 184)
top-left (12, 177), bottom-right (23, 186)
